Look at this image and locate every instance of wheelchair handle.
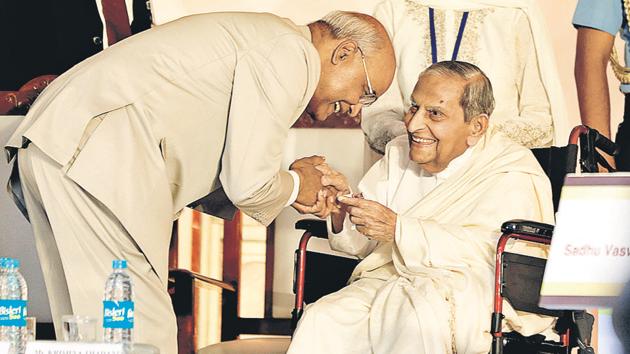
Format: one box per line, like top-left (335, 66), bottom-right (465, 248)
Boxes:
top-left (570, 125), bottom-right (619, 157)
top-left (591, 129), bottom-right (619, 157)
top-left (295, 219), bottom-right (328, 238)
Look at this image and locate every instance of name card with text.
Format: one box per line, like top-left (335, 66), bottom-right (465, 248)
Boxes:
top-left (25, 342), bottom-right (123, 354)
top-left (0, 342), bottom-right (8, 354)
top-left (540, 173), bottom-right (630, 309)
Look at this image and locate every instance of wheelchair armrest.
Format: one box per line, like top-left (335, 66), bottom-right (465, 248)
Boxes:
top-left (295, 219), bottom-right (328, 238)
top-left (501, 219), bottom-right (554, 239)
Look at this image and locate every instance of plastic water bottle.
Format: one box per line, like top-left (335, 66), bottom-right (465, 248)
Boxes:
top-left (0, 257), bottom-right (10, 342)
top-left (0, 258), bottom-right (28, 354)
top-left (103, 260), bottom-right (134, 349)
top-left (0, 257), bottom-right (7, 282)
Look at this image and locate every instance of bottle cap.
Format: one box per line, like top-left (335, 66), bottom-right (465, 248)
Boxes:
top-left (0, 257), bottom-right (8, 268)
top-left (112, 260), bottom-right (127, 269)
top-left (5, 258), bottom-right (19, 269)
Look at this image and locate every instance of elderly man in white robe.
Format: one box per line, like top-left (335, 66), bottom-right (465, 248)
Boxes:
top-left (288, 61), bottom-right (555, 354)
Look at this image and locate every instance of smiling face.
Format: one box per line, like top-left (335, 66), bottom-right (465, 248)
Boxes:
top-left (305, 34), bottom-right (395, 122)
top-left (306, 43), bottom-right (369, 121)
top-left (404, 73), bottom-right (484, 174)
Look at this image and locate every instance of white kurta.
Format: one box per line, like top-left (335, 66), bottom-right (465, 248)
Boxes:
top-left (289, 128), bottom-right (555, 354)
top-left (362, 0), bottom-right (569, 154)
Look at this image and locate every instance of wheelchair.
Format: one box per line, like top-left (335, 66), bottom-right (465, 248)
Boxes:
top-left (290, 125), bottom-right (618, 354)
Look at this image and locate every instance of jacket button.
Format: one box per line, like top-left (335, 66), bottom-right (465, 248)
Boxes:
top-left (92, 36), bottom-right (103, 46)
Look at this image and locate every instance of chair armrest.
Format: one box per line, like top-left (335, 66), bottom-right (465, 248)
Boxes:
top-left (501, 219), bottom-right (554, 240)
top-left (0, 75), bottom-right (58, 115)
top-left (295, 219), bottom-right (328, 238)
top-left (168, 268), bottom-right (235, 292)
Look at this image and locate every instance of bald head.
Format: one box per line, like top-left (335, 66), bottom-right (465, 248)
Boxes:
top-left (316, 11), bottom-right (390, 55)
top-left (306, 11), bottom-right (396, 121)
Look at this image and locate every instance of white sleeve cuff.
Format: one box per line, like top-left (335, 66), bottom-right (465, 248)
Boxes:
top-left (285, 170), bottom-right (301, 207)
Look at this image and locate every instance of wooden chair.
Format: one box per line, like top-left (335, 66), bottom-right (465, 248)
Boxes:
top-left (0, 75), bottom-right (57, 115)
top-left (168, 212), bottom-right (292, 354)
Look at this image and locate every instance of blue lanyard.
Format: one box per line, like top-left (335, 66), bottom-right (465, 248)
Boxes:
top-left (429, 7), bottom-right (469, 64)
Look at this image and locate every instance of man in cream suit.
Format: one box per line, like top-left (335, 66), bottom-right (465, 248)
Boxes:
top-left (5, 11), bottom-right (395, 352)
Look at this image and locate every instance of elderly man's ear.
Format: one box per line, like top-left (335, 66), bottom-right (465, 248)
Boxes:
top-left (332, 40), bottom-right (358, 64)
top-left (466, 114), bottom-right (489, 147)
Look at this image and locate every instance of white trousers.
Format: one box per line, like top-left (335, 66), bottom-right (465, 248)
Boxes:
top-left (17, 144), bottom-right (178, 354)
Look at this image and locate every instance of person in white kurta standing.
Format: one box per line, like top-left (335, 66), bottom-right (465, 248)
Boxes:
top-left (288, 61), bottom-right (555, 354)
top-left (361, 0), bottom-right (569, 162)
top-left (4, 11), bottom-right (395, 353)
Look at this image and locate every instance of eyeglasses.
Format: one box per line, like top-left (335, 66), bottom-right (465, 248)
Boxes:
top-left (357, 47), bottom-right (377, 107)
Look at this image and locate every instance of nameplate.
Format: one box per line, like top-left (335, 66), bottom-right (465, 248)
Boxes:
top-left (540, 173), bottom-right (630, 309)
top-left (0, 342), bottom-right (9, 354)
top-left (25, 341), bottom-right (123, 354)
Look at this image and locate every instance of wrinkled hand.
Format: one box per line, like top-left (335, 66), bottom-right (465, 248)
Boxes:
top-left (292, 189), bottom-right (337, 218)
top-left (316, 163), bottom-right (350, 214)
top-left (290, 155), bottom-right (341, 218)
top-left (316, 164), bottom-right (350, 196)
top-left (338, 196), bottom-right (397, 242)
top-left (291, 156), bottom-right (326, 205)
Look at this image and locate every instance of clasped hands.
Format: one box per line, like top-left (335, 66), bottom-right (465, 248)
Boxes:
top-left (290, 156), bottom-right (396, 242)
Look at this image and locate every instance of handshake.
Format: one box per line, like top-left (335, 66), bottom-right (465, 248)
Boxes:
top-left (289, 155), bottom-right (352, 218)
top-left (289, 155), bottom-right (397, 242)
